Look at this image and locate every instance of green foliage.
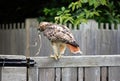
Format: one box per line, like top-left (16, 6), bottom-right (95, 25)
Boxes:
top-left (38, 0), bottom-right (120, 25)
top-left (38, 8), bottom-right (61, 22)
top-left (55, 7), bottom-right (74, 24)
top-left (96, 1), bottom-right (120, 23)
top-left (54, 0), bottom-right (107, 25)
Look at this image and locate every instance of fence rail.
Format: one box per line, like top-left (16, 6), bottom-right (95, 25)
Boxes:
top-left (30, 55), bottom-right (120, 68)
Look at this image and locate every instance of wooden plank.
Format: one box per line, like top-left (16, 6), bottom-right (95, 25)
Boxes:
top-left (85, 67), bottom-right (100, 81)
top-left (21, 23), bottom-right (26, 55)
top-left (96, 30), bottom-right (101, 55)
top-left (110, 30), bottom-right (118, 54)
top-left (39, 33), bottom-right (53, 56)
top-left (0, 29), bottom-right (3, 54)
top-left (2, 24), bottom-right (6, 54)
top-left (108, 24), bottom-right (120, 81)
top-left (10, 23), bottom-right (17, 55)
top-left (79, 23), bottom-right (89, 54)
top-left (55, 68), bottom-right (61, 81)
top-left (30, 27), bottom-right (41, 56)
top-left (108, 67), bottom-right (120, 81)
top-left (0, 67), bottom-right (1, 81)
top-left (28, 20), bottom-right (40, 56)
top-left (5, 24), bottom-right (10, 55)
top-left (39, 68), bottom-right (55, 81)
top-left (117, 24), bottom-right (120, 54)
top-left (85, 22), bottom-right (100, 81)
top-left (29, 67), bottom-right (39, 81)
top-left (100, 30), bottom-right (112, 55)
top-left (78, 68), bottom-right (84, 81)
top-left (105, 23), bottom-right (109, 30)
top-left (16, 23), bottom-right (22, 55)
top-left (86, 29), bottom-right (98, 55)
top-left (31, 55), bottom-right (120, 67)
top-left (0, 26), bottom-right (4, 54)
top-left (101, 67), bottom-right (108, 81)
top-left (99, 25), bottom-right (112, 81)
top-left (88, 20), bottom-right (98, 30)
top-left (2, 67), bottom-right (26, 81)
top-left (111, 23), bottom-right (115, 30)
top-left (25, 19), bottom-right (38, 57)
top-left (19, 26), bottom-right (26, 55)
top-left (79, 20), bottom-right (98, 55)
top-left (62, 68), bottom-right (77, 81)
top-left (9, 23), bottom-right (15, 55)
top-left (100, 23), bottom-right (104, 29)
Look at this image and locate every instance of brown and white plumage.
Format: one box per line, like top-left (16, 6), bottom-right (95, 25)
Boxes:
top-left (38, 22), bottom-right (83, 60)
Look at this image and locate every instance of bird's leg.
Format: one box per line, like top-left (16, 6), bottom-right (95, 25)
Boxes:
top-left (57, 43), bottom-right (66, 59)
top-left (50, 42), bottom-right (59, 60)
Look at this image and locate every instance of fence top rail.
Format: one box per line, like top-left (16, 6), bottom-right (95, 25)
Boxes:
top-left (0, 55), bottom-right (120, 68)
top-left (31, 55), bottom-right (120, 68)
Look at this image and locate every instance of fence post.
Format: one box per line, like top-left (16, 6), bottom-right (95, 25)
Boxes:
top-left (25, 18), bottom-right (39, 81)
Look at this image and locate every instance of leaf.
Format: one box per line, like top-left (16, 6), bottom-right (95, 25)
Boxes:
top-left (64, 10), bottom-right (70, 13)
top-left (43, 8), bottom-right (50, 15)
top-left (68, 2), bottom-right (76, 11)
top-left (100, 0), bottom-right (107, 5)
top-left (64, 17), bottom-right (74, 24)
top-left (68, 2), bottom-right (73, 8)
top-left (94, 1), bottom-right (100, 8)
top-left (94, 12), bottom-right (100, 16)
top-left (59, 16), bottom-right (63, 24)
top-left (57, 11), bottom-right (63, 15)
top-left (81, 0), bottom-right (88, 3)
top-left (89, 0), bottom-right (94, 6)
top-left (61, 7), bottom-right (65, 11)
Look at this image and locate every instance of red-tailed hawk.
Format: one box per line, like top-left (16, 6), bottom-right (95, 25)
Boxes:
top-left (38, 22), bottom-right (83, 60)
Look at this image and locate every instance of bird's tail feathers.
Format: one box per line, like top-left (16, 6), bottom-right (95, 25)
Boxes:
top-left (67, 44), bottom-right (83, 54)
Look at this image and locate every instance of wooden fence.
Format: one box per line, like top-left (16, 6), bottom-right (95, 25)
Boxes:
top-left (0, 19), bottom-right (120, 81)
top-left (0, 23), bottom-right (26, 55)
top-left (0, 19), bottom-right (120, 56)
top-left (29, 55), bottom-right (120, 81)
top-left (1, 55), bottom-right (120, 81)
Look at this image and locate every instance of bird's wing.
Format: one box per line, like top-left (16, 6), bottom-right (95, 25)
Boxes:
top-left (43, 24), bottom-right (78, 46)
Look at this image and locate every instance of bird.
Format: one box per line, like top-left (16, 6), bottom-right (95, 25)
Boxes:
top-left (37, 22), bottom-right (83, 60)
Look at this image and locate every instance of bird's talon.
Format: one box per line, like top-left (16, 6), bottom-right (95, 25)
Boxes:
top-left (58, 54), bottom-right (62, 59)
top-left (50, 55), bottom-right (54, 57)
top-left (50, 54), bottom-right (58, 60)
top-left (56, 54), bottom-right (59, 57)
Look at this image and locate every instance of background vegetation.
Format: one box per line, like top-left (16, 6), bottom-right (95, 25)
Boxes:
top-left (38, 0), bottom-right (120, 25)
top-left (0, 0), bottom-right (119, 24)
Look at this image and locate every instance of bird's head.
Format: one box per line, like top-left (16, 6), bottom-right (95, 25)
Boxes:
top-left (38, 22), bottom-right (52, 31)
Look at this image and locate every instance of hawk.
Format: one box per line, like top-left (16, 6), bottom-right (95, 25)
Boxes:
top-left (37, 22), bottom-right (83, 60)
